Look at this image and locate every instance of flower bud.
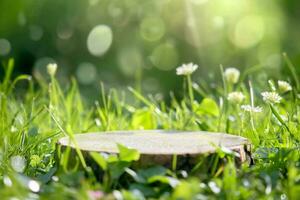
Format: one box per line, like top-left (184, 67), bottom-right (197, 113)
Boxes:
top-left (224, 68), bottom-right (240, 84)
top-left (47, 63), bottom-right (57, 76)
top-left (227, 92), bottom-right (245, 104)
top-left (278, 80), bottom-right (292, 93)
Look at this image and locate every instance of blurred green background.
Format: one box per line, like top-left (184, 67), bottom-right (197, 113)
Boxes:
top-left (0, 0), bottom-right (299, 101)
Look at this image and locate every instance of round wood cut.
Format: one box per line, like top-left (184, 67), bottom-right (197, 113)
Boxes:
top-left (58, 130), bottom-right (251, 164)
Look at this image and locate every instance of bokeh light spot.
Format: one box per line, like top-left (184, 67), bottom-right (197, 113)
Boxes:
top-left (108, 3), bottom-right (123, 18)
top-left (28, 180), bottom-right (40, 193)
top-left (89, 0), bottom-right (99, 6)
top-left (143, 78), bottom-right (160, 92)
top-left (87, 25), bottom-right (113, 57)
top-left (57, 23), bottom-right (73, 40)
top-left (0, 38), bottom-right (11, 56)
top-left (118, 48), bottom-right (142, 77)
top-left (264, 54), bottom-right (281, 70)
top-left (232, 15), bottom-right (265, 49)
top-left (191, 0), bottom-right (208, 5)
top-left (140, 17), bottom-right (165, 42)
top-left (3, 176), bottom-right (12, 187)
top-left (150, 43), bottom-right (178, 71)
top-left (213, 16), bottom-right (224, 29)
top-left (29, 25), bottom-right (43, 41)
top-left (76, 62), bottom-right (97, 85)
top-left (18, 12), bottom-right (26, 26)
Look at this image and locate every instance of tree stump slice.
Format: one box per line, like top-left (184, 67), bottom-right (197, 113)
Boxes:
top-left (58, 130), bottom-right (252, 167)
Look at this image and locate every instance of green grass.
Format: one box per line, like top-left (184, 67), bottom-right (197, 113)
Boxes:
top-left (0, 58), bottom-right (300, 199)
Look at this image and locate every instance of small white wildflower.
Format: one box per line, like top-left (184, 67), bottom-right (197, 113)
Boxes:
top-left (227, 92), bottom-right (245, 104)
top-left (261, 91), bottom-right (282, 104)
top-left (224, 68), bottom-right (240, 84)
top-left (176, 63), bottom-right (198, 75)
top-left (241, 104), bottom-right (262, 113)
top-left (47, 63), bottom-right (57, 76)
top-left (10, 155), bottom-right (26, 173)
top-left (278, 80), bottom-right (292, 93)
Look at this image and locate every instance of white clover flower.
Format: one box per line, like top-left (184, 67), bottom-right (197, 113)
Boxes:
top-left (224, 68), bottom-right (240, 84)
top-left (278, 80), bottom-right (292, 93)
top-left (10, 155), bottom-right (26, 173)
top-left (47, 63), bottom-right (57, 76)
top-left (241, 105), bottom-right (263, 113)
top-left (176, 63), bottom-right (198, 76)
top-left (261, 91), bottom-right (282, 104)
top-left (227, 92), bottom-right (245, 104)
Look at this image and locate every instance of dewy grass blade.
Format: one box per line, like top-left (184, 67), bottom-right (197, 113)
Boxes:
top-left (46, 106), bottom-right (87, 169)
top-left (187, 75), bottom-right (194, 110)
top-left (128, 86), bottom-right (154, 108)
top-left (218, 65), bottom-right (225, 132)
top-left (7, 75), bottom-right (32, 95)
top-left (1, 58), bottom-right (14, 93)
top-left (172, 154), bottom-right (177, 172)
top-left (283, 53), bottom-right (300, 91)
top-left (269, 104), bottom-right (293, 138)
top-left (248, 81), bottom-right (259, 142)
